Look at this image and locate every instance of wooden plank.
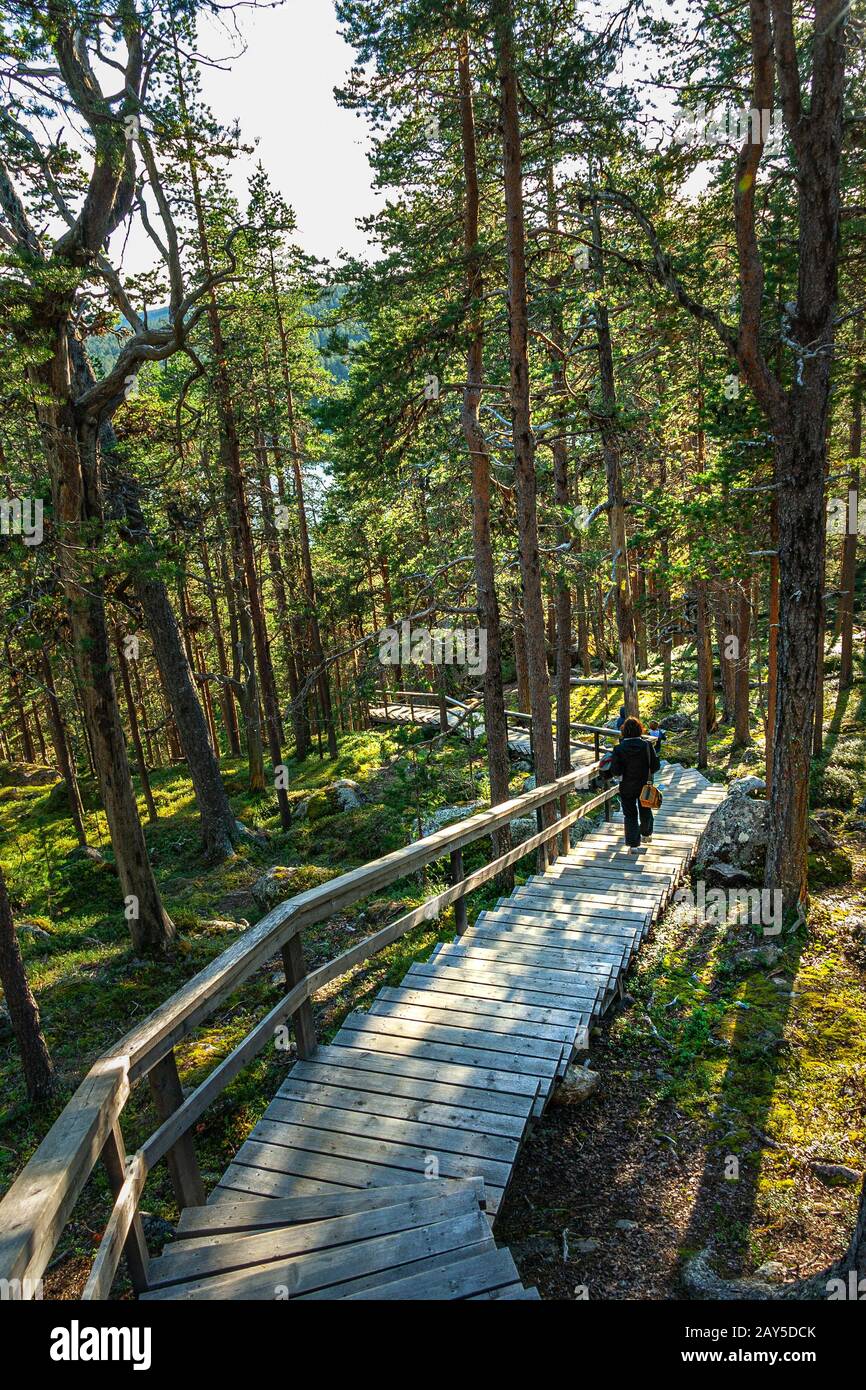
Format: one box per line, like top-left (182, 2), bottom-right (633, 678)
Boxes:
top-left (470, 915), bottom-right (630, 961)
top-left (376, 982), bottom-right (584, 1034)
top-left (402, 967), bottom-right (590, 1026)
top-left (276, 1076), bottom-right (528, 1139)
top-left (442, 934), bottom-right (617, 980)
top-left (300, 1042), bottom-right (540, 1101)
top-left (297, 1239), bottom-right (497, 1300)
top-left (415, 956), bottom-right (599, 1008)
top-left (368, 995), bottom-right (575, 1046)
top-left (335, 1012), bottom-right (563, 1072)
top-left (231, 1130), bottom-right (512, 1205)
top-left (287, 1054), bottom-right (535, 1119)
top-left (520, 881), bottom-right (659, 910)
top-left (176, 1178), bottom-right (486, 1238)
top-left (254, 1097), bottom-right (519, 1164)
top-left (509, 889), bottom-right (652, 922)
top-left (147, 1187), bottom-right (485, 1289)
top-left (342, 1246), bottom-right (521, 1300)
top-left (459, 931), bottom-right (623, 984)
top-left (490, 903), bottom-right (643, 941)
top-left (434, 944), bottom-right (610, 994)
top-left (142, 1209), bottom-right (495, 1300)
top-left (83, 1136), bottom-right (148, 1300)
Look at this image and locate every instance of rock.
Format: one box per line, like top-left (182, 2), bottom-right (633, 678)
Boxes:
top-left (509, 816), bottom-right (538, 846)
top-left (420, 802), bottom-right (484, 837)
top-left (728, 776), bottom-right (766, 799)
top-left (510, 1233), bottom-right (559, 1261)
top-left (614, 1219), bottom-right (639, 1232)
top-left (696, 797), bottom-right (841, 884)
top-left (17, 921), bottom-right (51, 940)
top-left (251, 864), bottom-right (338, 911)
top-left (522, 774), bottom-right (537, 793)
top-left (199, 918), bottom-right (248, 934)
top-left (703, 860), bottom-right (754, 888)
top-left (139, 1212), bottom-right (174, 1244)
top-left (0, 1004), bottom-right (12, 1040)
top-left (66, 844), bottom-right (106, 864)
top-left (0, 762), bottom-right (59, 787)
top-left (512, 759), bottom-right (532, 772)
top-left (857, 795), bottom-right (866, 815)
top-left (331, 778), bottom-right (368, 811)
top-left (658, 713), bottom-right (693, 732)
top-left (552, 1064), bottom-right (600, 1105)
top-left (574, 1238), bottom-right (600, 1254)
top-left (754, 1260), bottom-right (787, 1282)
top-left (810, 1162), bottom-right (862, 1187)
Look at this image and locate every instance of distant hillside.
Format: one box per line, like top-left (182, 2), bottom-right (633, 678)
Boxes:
top-left (85, 292), bottom-right (362, 383)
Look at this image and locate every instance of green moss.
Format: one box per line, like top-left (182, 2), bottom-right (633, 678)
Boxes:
top-left (807, 847), bottom-right (853, 887)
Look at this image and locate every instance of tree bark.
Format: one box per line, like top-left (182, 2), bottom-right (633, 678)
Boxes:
top-left (456, 32), bottom-right (513, 853)
top-left (39, 649), bottom-right (87, 845)
top-left (0, 864), bottom-right (55, 1103)
top-left (494, 0), bottom-right (556, 792)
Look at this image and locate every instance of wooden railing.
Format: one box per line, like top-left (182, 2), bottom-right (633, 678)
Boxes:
top-left (0, 760), bottom-right (617, 1300)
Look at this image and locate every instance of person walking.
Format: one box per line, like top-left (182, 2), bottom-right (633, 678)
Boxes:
top-left (609, 716), bottom-right (661, 853)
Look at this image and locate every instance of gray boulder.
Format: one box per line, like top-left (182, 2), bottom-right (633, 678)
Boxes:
top-left (658, 713), bottom-right (693, 732)
top-left (728, 775), bottom-right (767, 799)
top-left (552, 1065), bottom-right (600, 1105)
top-left (251, 864), bottom-right (337, 911)
top-left (696, 797), bottom-right (833, 882)
top-left (331, 778), bottom-right (368, 811)
top-left (420, 801), bottom-right (484, 837)
top-left (703, 860), bottom-right (753, 889)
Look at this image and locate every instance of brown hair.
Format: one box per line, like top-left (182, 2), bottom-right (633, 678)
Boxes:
top-left (621, 716), bottom-right (644, 739)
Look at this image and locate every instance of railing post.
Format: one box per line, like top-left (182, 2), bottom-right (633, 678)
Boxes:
top-left (282, 934), bottom-right (317, 1059)
top-left (408, 691), bottom-right (415, 724)
top-left (594, 730), bottom-right (600, 760)
top-left (536, 804), bottom-right (549, 873)
top-left (604, 789), bottom-right (613, 822)
top-left (147, 1052), bottom-right (206, 1210)
top-left (450, 848), bottom-right (467, 935)
top-left (100, 1122), bottom-right (149, 1295)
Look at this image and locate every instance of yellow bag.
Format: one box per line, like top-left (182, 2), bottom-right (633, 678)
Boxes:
top-left (640, 780), bottom-right (662, 810)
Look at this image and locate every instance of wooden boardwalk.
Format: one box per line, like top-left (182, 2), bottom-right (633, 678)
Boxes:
top-left (367, 698), bottom-right (601, 771)
top-left (141, 763), bottom-right (725, 1300)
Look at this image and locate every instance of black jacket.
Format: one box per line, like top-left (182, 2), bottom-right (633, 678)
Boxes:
top-left (610, 736), bottom-right (660, 794)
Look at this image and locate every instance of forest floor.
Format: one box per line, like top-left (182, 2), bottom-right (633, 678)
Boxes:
top-left (1, 650), bottom-right (864, 1299)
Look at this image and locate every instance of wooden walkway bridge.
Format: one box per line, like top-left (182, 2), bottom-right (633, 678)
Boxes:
top-left (368, 690), bottom-right (606, 771)
top-left (0, 755), bottom-right (724, 1302)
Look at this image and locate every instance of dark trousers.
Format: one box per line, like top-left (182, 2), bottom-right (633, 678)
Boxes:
top-left (619, 788), bottom-right (654, 847)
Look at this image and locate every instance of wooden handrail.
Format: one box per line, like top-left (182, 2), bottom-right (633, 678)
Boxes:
top-left (0, 759), bottom-right (610, 1297)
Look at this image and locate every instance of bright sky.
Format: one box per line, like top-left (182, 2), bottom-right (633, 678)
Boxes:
top-left (119, 0), bottom-right (379, 273)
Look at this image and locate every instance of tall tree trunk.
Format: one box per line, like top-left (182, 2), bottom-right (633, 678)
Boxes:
top-left (40, 649), bottom-right (87, 845)
top-left (200, 534), bottom-right (241, 756)
top-left (592, 223), bottom-right (638, 717)
top-left (113, 626), bottom-right (158, 825)
top-left (839, 325), bottom-right (863, 689)
top-left (32, 363), bottom-right (172, 951)
top-left (733, 583), bottom-right (753, 747)
top-left (107, 465), bottom-right (243, 862)
top-left (494, 0), bottom-right (555, 791)
top-left (0, 865), bottom-right (55, 1103)
top-left (456, 32), bottom-right (512, 850)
